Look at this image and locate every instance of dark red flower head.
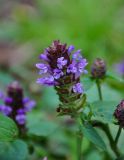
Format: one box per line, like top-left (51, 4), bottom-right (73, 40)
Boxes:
top-left (91, 58), bottom-right (106, 79)
top-left (114, 100), bottom-right (124, 127)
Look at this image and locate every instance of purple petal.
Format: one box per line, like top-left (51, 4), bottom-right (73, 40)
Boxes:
top-left (53, 69), bottom-right (64, 79)
top-left (24, 100), bottom-right (36, 112)
top-left (68, 45), bottom-right (75, 54)
top-left (0, 91), bottom-right (4, 100)
top-left (72, 83), bottom-right (83, 94)
top-left (57, 57), bottom-right (67, 69)
top-left (36, 76), bottom-right (55, 86)
top-left (16, 114), bottom-right (26, 125)
top-left (4, 97), bottom-right (13, 104)
top-left (0, 105), bottom-right (12, 115)
top-left (36, 63), bottom-right (49, 74)
top-left (72, 50), bottom-right (82, 60)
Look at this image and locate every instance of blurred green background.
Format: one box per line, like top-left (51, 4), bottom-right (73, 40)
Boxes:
top-left (0, 0), bottom-right (124, 160)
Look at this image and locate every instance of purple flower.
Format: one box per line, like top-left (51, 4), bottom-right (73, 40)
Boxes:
top-left (36, 40), bottom-right (88, 113)
top-left (39, 50), bottom-right (49, 61)
top-left (53, 69), bottom-right (64, 79)
top-left (0, 81), bottom-right (36, 133)
top-left (57, 57), bottom-right (67, 69)
top-left (68, 45), bottom-right (75, 54)
top-left (0, 105), bottom-right (12, 115)
top-left (24, 100), bottom-right (36, 112)
top-left (36, 63), bottom-right (49, 74)
top-left (37, 76), bottom-right (55, 86)
top-left (115, 61), bottom-right (124, 76)
top-left (67, 61), bottom-right (77, 73)
top-left (77, 59), bottom-right (88, 73)
top-left (16, 114), bottom-right (26, 125)
top-left (0, 91), bottom-right (4, 100)
top-left (72, 83), bottom-right (83, 94)
top-left (4, 97), bottom-right (13, 105)
top-left (72, 50), bottom-right (82, 60)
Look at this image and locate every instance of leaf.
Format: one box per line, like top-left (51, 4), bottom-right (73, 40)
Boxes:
top-left (81, 122), bottom-right (106, 151)
top-left (81, 77), bottom-right (94, 91)
top-left (86, 84), bottom-right (122, 103)
top-left (0, 139), bottom-right (28, 160)
top-left (27, 119), bottom-right (58, 137)
top-left (91, 101), bottom-right (118, 123)
top-left (0, 114), bottom-right (19, 141)
top-left (106, 72), bottom-right (124, 83)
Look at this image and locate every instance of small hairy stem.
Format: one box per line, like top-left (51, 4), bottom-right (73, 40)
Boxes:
top-left (115, 126), bottom-right (122, 145)
top-left (96, 79), bottom-right (103, 101)
top-left (77, 131), bottom-right (83, 160)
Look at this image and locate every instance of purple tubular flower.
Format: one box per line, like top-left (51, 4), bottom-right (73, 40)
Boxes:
top-left (53, 69), bottom-right (64, 79)
top-left (57, 57), bottom-right (67, 69)
top-left (115, 61), bottom-right (124, 76)
top-left (68, 45), bottom-right (75, 54)
top-left (67, 61), bottom-right (77, 73)
top-left (16, 114), bottom-right (26, 125)
top-left (72, 50), bottom-right (82, 60)
top-left (36, 63), bottom-right (49, 74)
top-left (37, 76), bottom-right (55, 86)
top-left (24, 100), bottom-right (36, 112)
top-left (72, 83), bottom-right (83, 94)
top-left (0, 105), bottom-right (12, 115)
top-left (4, 97), bottom-right (13, 105)
top-left (39, 50), bottom-right (49, 61)
top-left (77, 59), bottom-right (88, 74)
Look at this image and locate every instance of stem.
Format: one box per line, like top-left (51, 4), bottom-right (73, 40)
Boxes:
top-left (96, 79), bottom-right (103, 101)
top-left (92, 121), bottom-right (121, 158)
top-left (115, 126), bottom-right (122, 145)
top-left (77, 131), bottom-right (83, 160)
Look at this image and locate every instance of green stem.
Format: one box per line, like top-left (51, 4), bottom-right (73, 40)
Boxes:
top-left (95, 79), bottom-right (121, 158)
top-left (77, 131), bottom-right (83, 160)
top-left (92, 121), bottom-right (121, 158)
top-left (115, 126), bottom-right (122, 145)
top-left (96, 79), bottom-right (103, 101)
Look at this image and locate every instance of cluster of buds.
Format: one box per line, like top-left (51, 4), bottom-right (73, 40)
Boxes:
top-left (114, 100), bottom-right (124, 127)
top-left (36, 40), bottom-right (88, 115)
top-left (0, 81), bottom-right (36, 133)
top-left (91, 58), bottom-right (106, 79)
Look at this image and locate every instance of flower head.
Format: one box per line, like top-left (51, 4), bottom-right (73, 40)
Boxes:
top-left (36, 40), bottom-right (88, 114)
top-left (0, 81), bottom-right (36, 133)
top-left (114, 100), bottom-right (124, 127)
top-left (91, 58), bottom-right (106, 79)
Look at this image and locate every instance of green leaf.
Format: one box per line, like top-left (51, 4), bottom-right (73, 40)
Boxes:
top-left (81, 77), bottom-right (94, 91)
top-left (0, 139), bottom-right (28, 160)
top-left (27, 119), bottom-right (58, 137)
top-left (106, 72), bottom-right (124, 83)
top-left (81, 122), bottom-right (106, 151)
top-left (91, 101), bottom-right (118, 123)
top-left (0, 114), bottom-right (19, 141)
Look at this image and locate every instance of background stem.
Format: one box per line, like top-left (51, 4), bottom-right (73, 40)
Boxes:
top-left (96, 79), bottom-right (103, 101)
top-left (115, 126), bottom-right (122, 145)
top-left (77, 131), bottom-right (83, 160)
